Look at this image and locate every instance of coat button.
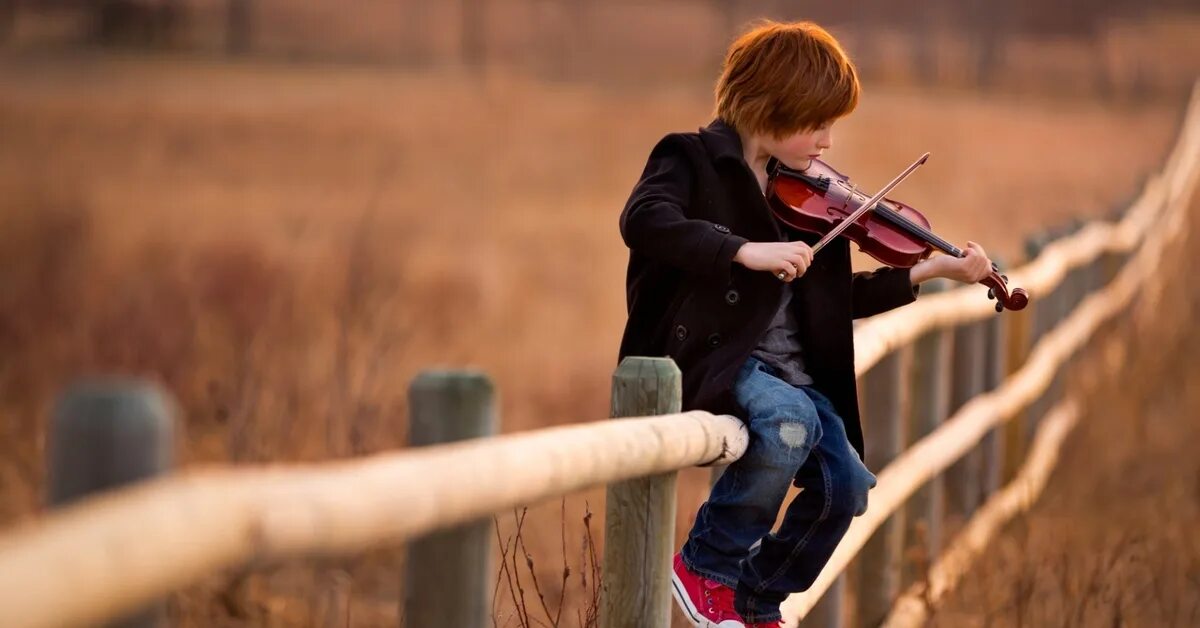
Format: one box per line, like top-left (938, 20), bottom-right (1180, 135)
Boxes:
top-left (707, 333), bottom-right (723, 348)
top-left (724, 289), bottom-right (740, 305)
top-left (712, 223), bottom-right (731, 234)
top-left (674, 325), bottom-right (688, 341)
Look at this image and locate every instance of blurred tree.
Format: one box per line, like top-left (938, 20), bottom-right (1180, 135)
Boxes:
top-left (93, 0), bottom-right (183, 47)
top-left (462, 0), bottom-right (486, 70)
top-left (226, 0), bottom-right (252, 54)
top-left (964, 0), bottom-right (1009, 89)
top-left (769, 0), bottom-right (805, 21)
top-left (0, 0), bottom-right (12, 42)
top-left (533, 0), bottom-right (590, 81)
top-left (399, 0), bottom-right (432, 66)
top-left (911, 8), bottom-right (938, 86)
top-left (713, 0), bottom-right (740, 42)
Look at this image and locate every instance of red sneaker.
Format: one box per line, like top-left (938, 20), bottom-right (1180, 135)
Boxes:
top-left (670, 553), bottom-right (744, 627)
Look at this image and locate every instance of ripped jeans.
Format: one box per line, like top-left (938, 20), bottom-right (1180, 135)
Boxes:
top-left (680, 356), bottom-right (878, 623)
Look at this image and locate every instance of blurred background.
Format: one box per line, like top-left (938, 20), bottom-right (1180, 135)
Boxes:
top-left (0, 1), bottom-right (1197, 626)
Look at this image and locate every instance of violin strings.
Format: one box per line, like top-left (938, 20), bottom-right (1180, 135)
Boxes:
top-left (777, 166), bottom-right (963, 257)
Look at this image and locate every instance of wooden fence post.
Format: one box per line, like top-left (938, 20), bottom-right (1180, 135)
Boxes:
top-left (1003, 304), bottom-right (1032, 483)
top-left (1102, 249), bottom-right (1123, 286)
top-left (857, 348), bottom-right (907, 626)
top-left (977, 257), bottom-right (1008, 499)
top-left (1022, 232), bottom-right (1052, 439)
top-left (803, 575), bottom-right (845, 627)
top-left (1049, 222), bottom-right (1084, 404)
top-left (1047, 277), bottom-right (1068, 408)
top-left (945, 319), bottom-right (985, 527)
top-left (903, 279), bottom-right (949, 590)
top-left (405, 371), bottom-right (497, 628)
top-left (981, 311), bottom-right (1006, 498)
top-left (601, 357), bottom-right (680, 628)
top-left (1094, 250), bottom-right (1110, 291)
top-left (48, 379), bottom-right (177, 628)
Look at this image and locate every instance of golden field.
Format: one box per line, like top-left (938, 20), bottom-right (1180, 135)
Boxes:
top-left (0, 51), bottom-right (1186, 625)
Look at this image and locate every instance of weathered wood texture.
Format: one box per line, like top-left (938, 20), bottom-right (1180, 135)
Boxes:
top-left (1002, 292), bottom-right (1033, 483)
top-left (404, 371), bottom-right (497, 628)
top-left (945, 320), bottom-right (986, 522)
top-left (0, 407), bottom-right (748, 628)
top-left (902, 279), bottom-right (950, 590)
top-left (601, 357), bottom-right (682, 628)
top-left (981, 306), bottom-right (1007, 497)
top-left (857, 349), bottom-right (907, 626)
top-left (48, 380), bottom-right (176, 628)
top-left (802, 575), bottom-right (845, 627)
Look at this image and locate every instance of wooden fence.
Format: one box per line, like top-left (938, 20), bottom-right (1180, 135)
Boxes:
top-left (0, 84), bottom-right (1196, 628)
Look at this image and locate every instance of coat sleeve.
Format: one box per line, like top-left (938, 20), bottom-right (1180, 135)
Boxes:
top-left (619, 133), bottom-right (748, 283)
top-left (850, 265), bottom-right (920, 319)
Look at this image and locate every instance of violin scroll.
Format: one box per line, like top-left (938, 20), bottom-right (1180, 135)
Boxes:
top-left (982, 270), bottom-right (1029, 312)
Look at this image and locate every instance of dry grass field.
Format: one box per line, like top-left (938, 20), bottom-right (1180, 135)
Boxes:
top-left (0, 51), bottom-right (1186, 625)
top-left (929, 181), bottom-right (1200, 628)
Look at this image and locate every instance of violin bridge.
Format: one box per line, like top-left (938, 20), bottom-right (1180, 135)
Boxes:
top-left (823, 178), bottom-right (855, 215)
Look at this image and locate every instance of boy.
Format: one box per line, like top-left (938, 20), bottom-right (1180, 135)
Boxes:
top-left (617, 20), bottom-right (992, 627)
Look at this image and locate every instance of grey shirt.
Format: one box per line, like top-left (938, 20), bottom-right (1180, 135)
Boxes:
top-left (750, 283), bottom-right (815, 387)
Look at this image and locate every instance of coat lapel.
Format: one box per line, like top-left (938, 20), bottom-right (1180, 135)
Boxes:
top-left (698, 119), bottom-right (782, 242)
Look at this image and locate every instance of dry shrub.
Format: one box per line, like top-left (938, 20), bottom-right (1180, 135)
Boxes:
top-left (493, 501), bottom-right (602, 628)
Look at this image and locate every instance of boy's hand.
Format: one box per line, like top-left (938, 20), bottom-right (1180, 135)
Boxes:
top-left (914, 241), bottom-right (992, 285)
top-left (734, 242), bottom-right (813, 282)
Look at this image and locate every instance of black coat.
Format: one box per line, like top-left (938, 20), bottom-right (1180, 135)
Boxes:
top-left (617, 119), bottom-right (919, 460)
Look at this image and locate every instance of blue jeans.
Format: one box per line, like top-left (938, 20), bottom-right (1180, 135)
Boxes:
top-left (680, 356), bottom-right (877, 622)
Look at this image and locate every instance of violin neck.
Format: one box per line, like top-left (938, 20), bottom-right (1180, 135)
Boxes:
top-left (872, 202), bottom-right (963, 257)
top-left (774, 163), bottom-right (964, 258)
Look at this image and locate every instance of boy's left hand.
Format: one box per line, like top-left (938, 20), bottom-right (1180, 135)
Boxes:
top-left (923, 241), bottom-right (992, 284)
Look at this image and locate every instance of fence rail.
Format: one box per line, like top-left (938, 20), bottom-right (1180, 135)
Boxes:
top-left (0, 83), bottom-right (1196, 628)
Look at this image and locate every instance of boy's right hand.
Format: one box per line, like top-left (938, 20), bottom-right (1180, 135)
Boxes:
top-left (733, 241), bottom-right (813, 282)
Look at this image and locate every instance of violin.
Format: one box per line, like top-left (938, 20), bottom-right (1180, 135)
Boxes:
top-left (766, 155), bottom-right (1029, 312)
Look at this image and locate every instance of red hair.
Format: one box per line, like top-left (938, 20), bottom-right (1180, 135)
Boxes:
top-left (715, 21), bottom-right (860, 138)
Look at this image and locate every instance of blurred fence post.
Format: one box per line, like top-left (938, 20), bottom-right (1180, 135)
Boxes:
top-left (945, 319), bottom-right (986, 528)
top-left (601, 357), bottom-right (680, 628)
top-left (903, 279), bottom-right (949, 589)
top-left (1102, 248), bottom-right (1124, 286)
top-left (1022, 232), bottom-right (1053, 440)
top-left (979, 257), bottom-right (1008, 498)
top-left (1003, 304), bottom-right (1033, 483)
top-left (857, 348), bottom-right (907, 626)
top-left (981, 312), bottom-right (1006, 498)
top-left (803, 575), bottom-right (845, 627)
top-left (1049, 223), bottom-right (1084, 404)
top-left (48, 379), bottom-right (177, 628)
top-left (405, 371), bottom-right (497, 628)
top-left (1045, 270), bottom-right (1068, 408)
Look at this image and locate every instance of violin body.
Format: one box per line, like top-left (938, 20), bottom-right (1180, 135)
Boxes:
top-left (768, 157), bottom-right (1029, 312)
top-left (768, 160), bottom-right (932, 268)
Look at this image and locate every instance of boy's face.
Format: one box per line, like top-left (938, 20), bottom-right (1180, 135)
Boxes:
top-left (765, 120), bottom-right (834, 171)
